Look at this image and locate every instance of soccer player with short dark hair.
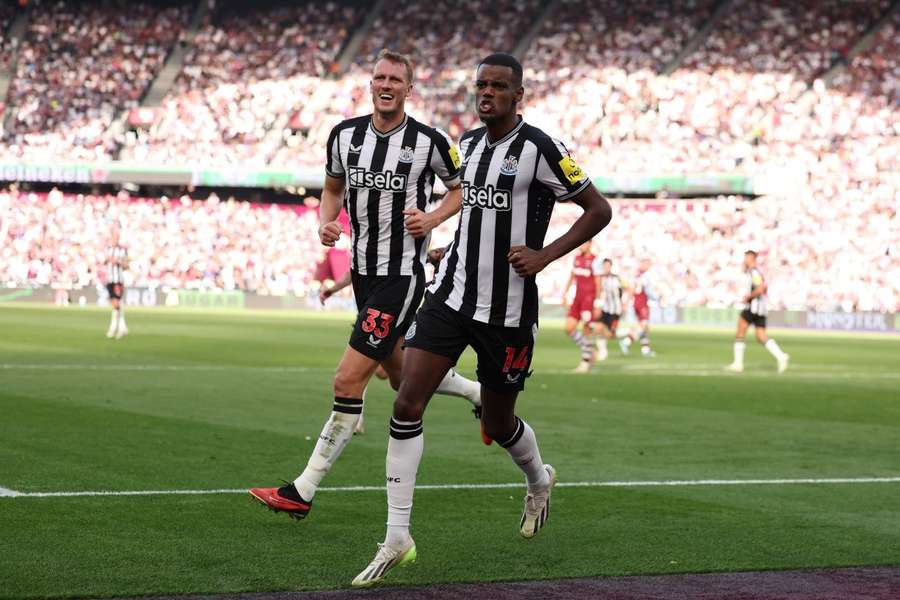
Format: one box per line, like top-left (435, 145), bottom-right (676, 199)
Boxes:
top-left (352, 53), bottom-right (612, 587)
top-left (105, 231), bottom-right (128, 339)
top-left (249, 50), bottom-right (481, 520)
top-left (619, 257), bottom-right (657, 357)
top-left (594, 257), bottom-right (629, 361)
top-left (727, 250), bottom-right (789, 373)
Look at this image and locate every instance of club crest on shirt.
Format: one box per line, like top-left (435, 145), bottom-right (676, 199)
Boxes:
top-left (398, 146), bottom-right (415, 163)
top-left (499, 156), bottom-right (519, 176)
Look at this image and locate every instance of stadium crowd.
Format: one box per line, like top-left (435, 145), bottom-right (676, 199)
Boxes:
top-left (0, 0), bottom-right (897, 311)
top-left (0, 0), bottom-right (191, 162)
top-left (0, 188), bottom-right (330, 297)
top-left (118, 1), bottom-right (360, 167)
top-left (2, 184), bottom-right (896, 312)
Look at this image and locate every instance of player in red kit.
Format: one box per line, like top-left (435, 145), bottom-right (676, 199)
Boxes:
top-left (620, 258), bottom-right (656, 357)
top-left (561, 241), bottom-right (599, 372)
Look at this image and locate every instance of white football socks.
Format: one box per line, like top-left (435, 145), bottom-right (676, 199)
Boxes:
top-left (385, 418), bottom-right (423, 547)
top-left (733, 340), bottom-right (746, 367)
top-left (435, 369), bottom-right (480, 406)
top-left (765, 339), bottom-right (786, 361)
top-left (570, 330), bottom-right (593, 362)
top-left (498, 417), bottom-right (550, 493)
top-left (294, 397), bottom-right (363, 501)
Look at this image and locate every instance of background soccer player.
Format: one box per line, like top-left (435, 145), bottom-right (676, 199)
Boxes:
top-left (249, 50), bottom-right (480, 520)
top-left (593, 258), bottom-right (629, 361)
top-left (620, 257), bottom-right (657, 357)
top-left (105, 230), bottom-right (128, 339)
top-left (561, 240), bottom-right (599, 372)
top-left (352, 53), bottom-right (612, 588)
top-left (727, 250), bottom-right (790, 373)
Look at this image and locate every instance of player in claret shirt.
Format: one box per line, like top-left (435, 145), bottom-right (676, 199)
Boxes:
top-left (561, 241), bottom-right (600, 372)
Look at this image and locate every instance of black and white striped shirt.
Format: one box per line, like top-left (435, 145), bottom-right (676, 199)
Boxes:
top-left (107, 245), bottom-right (127, 284)
top-left (325, 114), bottom-right (461, 277)
top-left (747, 267), bottom-right (767, 315)
top-left (428, 118), bottom-right (591, 328)
top-left (601, 273), bottom-right (624, 315)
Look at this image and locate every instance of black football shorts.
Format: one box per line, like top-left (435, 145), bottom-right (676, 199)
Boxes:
top-left (348, 271), bottom-right (425, 361)
top-left (404, 293), bottom-right (536, 393)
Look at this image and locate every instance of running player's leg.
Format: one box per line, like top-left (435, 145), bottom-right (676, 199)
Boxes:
top-left (566, 299), bottom-right (594, 371)
top-left (728, 312), bottom-right (751, 372)
top-left (381, 334), bottom-right (481, 407)
top-left (755, 322), bottom-right (789, 373)
top-left (290, 345), bottom-right (378, 501)
top-left (473, 324), bottom-right (554, 538)
top-left (354, 298), bottom-right (469, 588)
top-left (106, 285), bottom-right (121, 338)
top-left (115, 287), bottom-right (128, 338)
top-left (384, 347), bottom-right (454, 545)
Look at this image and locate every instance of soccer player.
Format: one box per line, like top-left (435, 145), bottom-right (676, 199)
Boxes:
top-left (561, 241), bottom-right (599, 372)
top-left (594, 258), bottom-right (628, 361)
top-left (619, 257), bottom-right (656, 357)
top-left (105, 232), bottom-right (128, 339)
top-left (249, 50), bottom-right (481, 520)
top-left (727, 250), bottom-right (789, 373)
top-left (352, 53), bottom-right (612, 588)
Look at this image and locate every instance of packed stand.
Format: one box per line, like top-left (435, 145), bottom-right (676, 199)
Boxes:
top-left (118, 0), bottom-right (361, 167)
top-left (1, 0), bottom-right (191, 162)
top-left (0, 188), bottom-right (328, 296)
top-left (0, 1), bottom-right (17, 75)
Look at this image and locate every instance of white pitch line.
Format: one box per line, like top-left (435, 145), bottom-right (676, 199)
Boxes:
top-left (0, 486), bottom-right (21, 497)
top-left (4, 476), bottom-right (900, 499)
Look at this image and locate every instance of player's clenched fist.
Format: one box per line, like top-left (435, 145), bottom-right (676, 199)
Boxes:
top-left (319, 221), bottom-right (343, 247)
top-left (508, 245), bottom-right (549, 277)
top-left (403, 208), bottom-right (436, 239)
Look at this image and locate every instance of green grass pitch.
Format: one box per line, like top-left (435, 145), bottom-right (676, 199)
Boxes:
top-left (1, 305), bottom-right (898, 598)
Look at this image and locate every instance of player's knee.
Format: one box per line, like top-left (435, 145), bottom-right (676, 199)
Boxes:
top-left (482, 417), bottom-right (516, 444)
top-left (392, 393), bottom-right (425, 422)
top-left (333, 368), bottom-right (366, 398)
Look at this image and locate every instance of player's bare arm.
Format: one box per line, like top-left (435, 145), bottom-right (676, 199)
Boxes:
top-left (508, 185), bottom-right (612, 277)
top-left (403, 185), bottom-right (462, 239)
top-left (320, 270), bottom-right (352, 304)
top-left (318, 174), bottom-right (346, 247)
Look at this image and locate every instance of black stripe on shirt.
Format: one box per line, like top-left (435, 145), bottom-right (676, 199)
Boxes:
top-left (489, 133), bottom-right (528, 326)
top-left (345, 122), bottom-right (369, 272)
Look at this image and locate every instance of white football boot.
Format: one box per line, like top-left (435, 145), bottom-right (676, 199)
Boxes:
top-left (520, 464), bottom-right (557, 539)
top-left (351, 539), bottom-right (416, 588)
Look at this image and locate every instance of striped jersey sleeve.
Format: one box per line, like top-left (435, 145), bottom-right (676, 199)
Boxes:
top-left (325, 123), bottom-right (344, 177)
top-left (534, 137), bottom-right (591, 201)
top-left (428, 127), bottom-right (462, 189)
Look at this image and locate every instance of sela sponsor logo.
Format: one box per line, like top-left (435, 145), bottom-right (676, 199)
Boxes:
top-left (398, 145), bottom-right (415, 163)
top-left (348, 166), bottom-right (408, 192)
top-left (462, 182), bottom-right (511, 211)
top-left (499, 155), bottom-right (518, 176)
